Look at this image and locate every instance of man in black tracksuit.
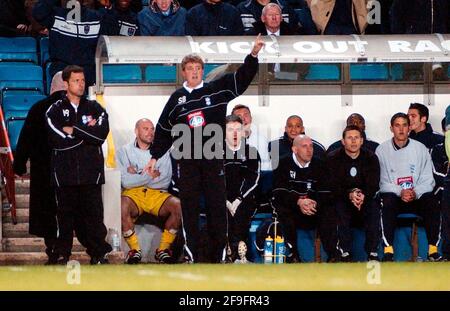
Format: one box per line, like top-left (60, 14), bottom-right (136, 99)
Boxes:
top-left (327, 125), bottom-right (381, 262)
top-left (272, 135), bottom-right (337, 262)
top-left (46, 65), bottom-right (111, 264)
top-left (146, 36), bottom-right (264, 263)
top-left (224, 115), bottom-right (260, 262)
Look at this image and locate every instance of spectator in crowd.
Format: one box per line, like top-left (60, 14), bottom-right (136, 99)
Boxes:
top-left (138, 0), bottom-right (186, 36)
top-left (13, 72), bottom-right (66, 265)
top-left (237, 0), bottom-right (299, 34)
top-left (0, 0), bottom-right (31, 36)
top-left (96, 0), bottom-right (142, 12)
top-left (408, 103), bottom-right (444, 152)
top-left (33, 0), bottom-right (118, 87)
top-left (106, 0), bottom-right (139, 36)
top-left (375, 113), bottom-right (441, 261)
top-left (327, 113), bottom-right (379, 154)
top-left (431, 118), bottom-right (449, 261)
top-left (390, 0), bottom-right (449, 80)
top-left (245, 2), bottom-right (295, 35)
top-left (25, 0), bottom-right (49, 37)
top-left (272, 135), bottom-right (337, 262)
top-left (443, 105), bottom-right (450, 260)
top-left (186, 0), bottom-right (243, 36)
top-left (327, 125), bottom-right (381, 262)
top-left (144, 36), bottom-right (264, 263)
top-left (117, 118), bottom-right (181, 264)
top-left (45, 65), bottom-right (112, 264)
top-left (308, 0), bottom-right (368, 35)
top-left (390, 0), bottom-right (449, 34)
top-left (224, 115), bottom-right (260, 263)
top-left (269, 115), bottom-right (326, 170)
top-left (232, 104), bottom-right (272, 171)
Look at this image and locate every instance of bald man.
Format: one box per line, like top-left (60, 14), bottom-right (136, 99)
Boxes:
top-left (269, 115), bottom-right (326, 169)
top-left (117, 118), bottom-right (181, 264)
top-left (327, 113), bottom-right (379, 154)
top-left (272, 135), bottom-right (338, 262)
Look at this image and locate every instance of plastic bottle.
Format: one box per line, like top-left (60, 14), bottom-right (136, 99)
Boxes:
top-left (264, 236), bottom-right (274, 264)
top-left (275, 235), bottom-right (285, 264)
top-left (108, 228), bottom-right (120, 252)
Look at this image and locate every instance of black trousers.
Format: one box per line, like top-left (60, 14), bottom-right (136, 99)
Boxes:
top-left (277, 201), bottom-right (338, 259)
top-left (178, 159), bottom-right (227, 263)
top-left (380, 192), bottom-right (441, 249)
top-left (227, 197), bottom-right (256, 260)
top-left (55, 185), bottom-right (111, 259)
top-left (335, 198), bottom-right (380, 255)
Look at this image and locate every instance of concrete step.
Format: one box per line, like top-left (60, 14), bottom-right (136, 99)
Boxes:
top-left (2, 222), bottom-right (29, 238)
top-left (2, 237), bottom-right (85, 252)
top-left (14, 178), bottom-right (30, 194)
top-left (0, 251), bottom-right (124, 265)
top-left (2, 208), bottom-right (28, 223)
top-left (15, 194), bottom-right (29, 209)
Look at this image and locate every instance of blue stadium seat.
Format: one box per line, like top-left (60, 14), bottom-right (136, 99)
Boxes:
top-left (40, 36), bottom-right (50, 66)
top-left (103, 64), bottom-right (142, 83)
top-left (447, 65), bottom-right (450, 78)
top-left (2, 94), bottom-right (46, 151)
top-left (45, 62), bottom-right (52, 95)
top-left (203, 64), bottom-right (221, 78)
top-left (390, 63), bottom-right (404, 81)
top-left (0, 65), bottom-right (44, 103)
top-left (0, 37), bottom-right (38, 64)
top-left (145, 65), bottom-right (177, 83)
top-left (393, 213), bottom-right (428, 261)
top-left (305, 64), bottom-right (340, 80)
top-left (350, 63), bottom-right (389, 81)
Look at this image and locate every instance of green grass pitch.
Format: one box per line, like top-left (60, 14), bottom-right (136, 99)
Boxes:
top-left (1, 262), bottom-right (450, 291)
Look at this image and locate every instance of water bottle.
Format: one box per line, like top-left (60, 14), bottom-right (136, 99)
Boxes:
top-left (275, 235), bottom-right (285, 264)
top-left (108, 228), bottom-right (120, 252)
top-left (263, 236), bottom-right (274, 264)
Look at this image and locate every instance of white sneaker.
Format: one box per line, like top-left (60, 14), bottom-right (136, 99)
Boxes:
top-left (235, 241), bottom-right (248, 264)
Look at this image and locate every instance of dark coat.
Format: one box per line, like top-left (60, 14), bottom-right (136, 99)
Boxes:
top-left (13, 91), bottom-right (65, 238)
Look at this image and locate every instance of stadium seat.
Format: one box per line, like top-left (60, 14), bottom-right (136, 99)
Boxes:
top-left (305, 64), bottom-right (340, 80)
top-left (390, 63), bottom-right (404, 81)
top-left (103, 64), bottom-right (142, 83)
top-left (203, 64), bottom-right (221, 78)
top-left (0, 65), bottom-right (44, 104)
top-left (2, 93), bottom-right (46, 151)
top-left (350, 63), bottom-right (389, 81)
top-left (39, 37), bottom-right (50, 66)
top-left (0, 37), bottom-right (38, 64)
top-left (447, 65), bottom-right (450, 78)
top-left (145, 65), bottom-right (177, 83)
top-left (393, 213), bottom-right (428, 262)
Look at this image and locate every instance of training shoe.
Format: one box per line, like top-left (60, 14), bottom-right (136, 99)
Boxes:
top-left (428, 252), bottom-right (443, 262)
top-left (125, 249), bottom-right (142, 264)
top-left (340, 252), bottom-right (351, 262)
top-left (90, 253), bottom-right (109, 265)
top-left (382, 253), bottom-right (394, 262)
top-left (368, 252), bottom-right (379, 261)
top-left (234, 241), bottom-right (249, 264)
top-left (155, 249), bottom-right (176, 264)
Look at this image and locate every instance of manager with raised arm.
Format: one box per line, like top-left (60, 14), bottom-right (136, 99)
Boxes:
top-left (145, 35), bottom-right (264, 263)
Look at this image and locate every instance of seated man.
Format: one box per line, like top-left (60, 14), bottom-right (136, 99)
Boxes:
top-left (327, 113), bottom-right (379, 154)
top-left (138, 0), bottom-right (186, 36)
top-left (224, 115), bottom-right (260, 263)
top-left (376, 113), bottom-right (441, 261)
top-left (327, 125), bottom-right (381, 261)
top-left (269, 114), bottom-right (325, 169)
top-left (232, 104), bottom-right (271, 171)
top-left (272, 135), bottom-right (337, 262)
top-left (117, 118), bottom-right (181, 264)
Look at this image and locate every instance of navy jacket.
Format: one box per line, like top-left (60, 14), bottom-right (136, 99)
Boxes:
top-left (409, 123), bottom-right (444, 152)
top-left (46, 95), bottom-right (109, 187)
top-left (33, 0), bottom-right (117, 66)
top-left (138, 0), bottom-right (186, 36)
top-left (186, 1), bottom-right (243, 36)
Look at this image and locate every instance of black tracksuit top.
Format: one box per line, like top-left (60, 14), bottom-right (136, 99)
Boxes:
top-left (150, 54), bottom-right (258, 160)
